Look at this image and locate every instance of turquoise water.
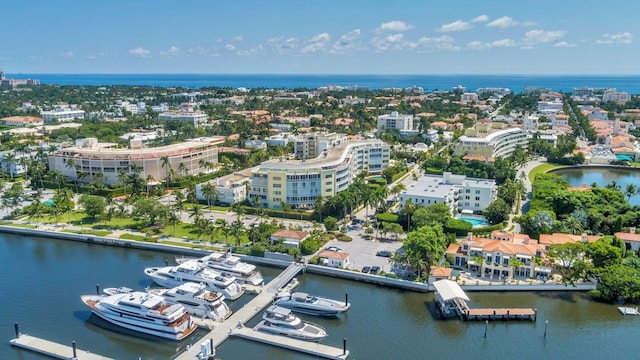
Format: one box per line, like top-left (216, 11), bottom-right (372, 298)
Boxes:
top-left (458, 217), bottom-right (489, 227)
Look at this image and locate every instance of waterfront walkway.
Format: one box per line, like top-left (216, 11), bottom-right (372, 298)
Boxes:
top-left (176, 263), bottom-right (309, 360)
top-left (10, 333), bottom-right (113, 360)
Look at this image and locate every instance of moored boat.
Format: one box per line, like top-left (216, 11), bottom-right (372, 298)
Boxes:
top-left (257, 305), bottom-right (327, 341)
top-left (177, 251), bottom-right (264, 286)
top-left (274, 292), bottom-right (351, 317)
top-left (80, 291), bottom-right (196, 341)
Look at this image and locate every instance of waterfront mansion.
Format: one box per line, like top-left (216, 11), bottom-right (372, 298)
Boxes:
top-left (48, 137), bottom-right (223, 185)
top-left (249, 139), bottom-right (390, 209)
top-left (399, 172), bottom-right (497, 214)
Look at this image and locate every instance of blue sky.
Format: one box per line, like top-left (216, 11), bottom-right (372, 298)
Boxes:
top-left (2, 0), bottom-right (639, 74)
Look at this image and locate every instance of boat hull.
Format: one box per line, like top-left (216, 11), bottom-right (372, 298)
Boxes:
top-left (258, 322), bottom-right (327, 341)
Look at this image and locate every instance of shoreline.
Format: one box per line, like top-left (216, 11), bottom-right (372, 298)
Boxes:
top-left (0, 224), bottom-right (596, 293)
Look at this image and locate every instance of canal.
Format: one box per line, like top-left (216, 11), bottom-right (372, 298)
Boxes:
top-left (2, 233), bottom-right (640, 359)
top-left (552, 166), bottom-right (640, 206)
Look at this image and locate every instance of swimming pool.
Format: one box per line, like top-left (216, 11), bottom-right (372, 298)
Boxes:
top-left (456, 216), bottom-right (489, 227)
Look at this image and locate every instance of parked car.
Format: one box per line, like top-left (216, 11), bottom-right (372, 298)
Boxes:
top-left (376, 250), bottom-right (392, 257)
top-left (370, 266), bottom-right (380, 275)
top-left (326, 246), bottom-right (343, 252)
top-left (361, 266), bottom-right (370, 273)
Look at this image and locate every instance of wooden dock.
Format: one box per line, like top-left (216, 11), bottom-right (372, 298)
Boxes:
top-left (10, 334), bottom-right (113, 360)
top-left (464, 308), bottom-right (537, 321)
top-left (232, 326), bottom-right (349, 360)
top-left (176, 263), bottom-right (314, 359)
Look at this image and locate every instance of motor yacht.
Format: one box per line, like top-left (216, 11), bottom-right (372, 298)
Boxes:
top-left (144, 260), bottom-right (244, 300)
top-left (257, 305), bottom-right (327, 341)
top-left (103, 283), bottom-right (232, 321)
top-left (274, 292), bottom-right (351, 317)
top-left (80, 291), bottom-right (196, 341)
top-left (177, 252), bottom-right (264, 286)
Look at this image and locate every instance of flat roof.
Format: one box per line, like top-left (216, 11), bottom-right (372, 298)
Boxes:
top-left (402, 176), bottom-right (456, 198)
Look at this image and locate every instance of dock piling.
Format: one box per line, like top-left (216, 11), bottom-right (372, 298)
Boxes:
top-left (72, 340), bottom-right (77, 358)
top-left (544, 320), bottom-right (548, 338)
top-left (96, 284), bottom-right (100, 295)
top-left (14, 322), bottom-right (19, 338)
top-left (165, 258), bottom-right (169, 266)
top-left (210, 338), bottom-right (214, 356)
top-left (345, 293), bottom-right (348, 307)
top-left (484, 320), bottom-right (488, 338)
top-left (343, 338), bottom-right (347, 355)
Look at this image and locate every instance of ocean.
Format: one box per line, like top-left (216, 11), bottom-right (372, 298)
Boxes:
top-left (7, 73), bottom-right (640, 93)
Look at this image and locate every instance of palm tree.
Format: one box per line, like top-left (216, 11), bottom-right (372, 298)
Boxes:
top-left (118, 169), bottom-right (129, 196)
top-left (280, 201), bottom-right (291, 219)
top-left (201, 183), bottom-right (219, 208)
top-left (401, 199), bottom-right (417, 229)
top-left (3, 153), bottom-right (17, 180)
top-left (189, 204), bottom-right (203, 223)
top-left (624, 183), bottom-right (638, 202)
top-left (313, 195), bottom-right (324, 223)
top-left (160, 156), bottom-right (172, 187)
top-left (177, 163), bottom-right (188, 178)
top-left (471, 255), bottom-right (485, 276)
top-left (220, 219), bottom-right (231, 246)
top-left (510, 258), bottom-right (524, 279)
top-left (65, 158), bottom-right (76, 182)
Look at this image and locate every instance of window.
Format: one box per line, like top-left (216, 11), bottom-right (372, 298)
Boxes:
top-left (475, 203), bottom-right (479, 207)
top-left (475, 196), bottom-right (480, 201)
top-left (273, 184), bottom-right (281, 188)
top-left (476, 190), bottom-right (481, 194)
top-left (273, 191), bottom-right (281, 195)
top-left (273, 176), bottom-right (281, 181)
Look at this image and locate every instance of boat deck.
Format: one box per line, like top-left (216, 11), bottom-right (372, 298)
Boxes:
top-left (618, 307), bottom-right (639, 315)
top-left (465, 308), bottom-right (537, 321)
top-left (10, 334), bottom-right (113, 360)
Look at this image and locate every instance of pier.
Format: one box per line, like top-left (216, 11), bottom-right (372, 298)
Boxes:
top-left (433, 279), bottom-right (537, 322)
top-left (177, 262), bottom-right (347, 359)
top-left (10, 333), bottom-right (113, 360)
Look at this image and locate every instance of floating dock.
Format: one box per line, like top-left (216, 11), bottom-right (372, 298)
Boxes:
top-left (618, 307), bottom-right (639, 315)
top-left (232, 325), bottom-right (349, 360)
top-left (176, 262), bottom-right (345, 360)
top-left (10, 333), bottom-right (113, 360)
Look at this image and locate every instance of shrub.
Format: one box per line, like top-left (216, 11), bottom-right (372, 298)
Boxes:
top-left (444, 218), bottom-right (473, 236)
top-left (337, 235), bottom-right (352, 242)
top-left (376, 213), bottom-right (399, 223)
top-left (300, 237), bottom-right (322, 255)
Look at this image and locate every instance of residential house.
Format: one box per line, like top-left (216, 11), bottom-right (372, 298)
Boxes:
top-left (270, 229), bottom-right (310, 248)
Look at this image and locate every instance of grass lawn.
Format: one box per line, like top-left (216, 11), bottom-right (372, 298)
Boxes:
top-left (529, 163), bottom-right (564, 182)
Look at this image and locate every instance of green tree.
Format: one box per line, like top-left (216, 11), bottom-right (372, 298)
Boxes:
top-left (403, 224), bottom-right (446, 268)
top-left (483, 198), bottom-right (510, 225)
top-left (78, 194), bottom-right (106, 220)
top-left (323, 216), bottom-right (338, 231)
top-left (411, 203), bottom-right (451, 228)
top-left (400, 199), bottom-right (417, 230)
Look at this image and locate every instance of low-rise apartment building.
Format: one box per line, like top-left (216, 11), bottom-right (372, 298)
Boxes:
top-left (41, 106), bottom-right (85, 123)
top-left (377, 111), bottom-right (413, 132)
top-left (195, 169), bottom-right (251, 205)
top-left (399, 172), bottom-right (497, 214)
top-left (158, 110), bottom-right (208, 127)
top-left (249, 139), bottom-right (390, 209)
top-left (48, 137), bottom-right (222, 185)
top-left (453, 127), bottom-right (528, 159)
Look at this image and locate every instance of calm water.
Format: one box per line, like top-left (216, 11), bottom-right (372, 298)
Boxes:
top-left (8, 73), bottom-right (640, 93)
top-left (553, 167), bottom-right (640, 206)
top-left (2, 233), bottom-right (640, 360)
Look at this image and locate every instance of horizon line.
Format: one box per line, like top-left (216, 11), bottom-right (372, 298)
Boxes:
top-left (4, 72), bottom-right (640, 77)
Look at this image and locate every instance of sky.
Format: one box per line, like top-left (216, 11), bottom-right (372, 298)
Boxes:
top-left (1, 0), bottom-right (639, 75)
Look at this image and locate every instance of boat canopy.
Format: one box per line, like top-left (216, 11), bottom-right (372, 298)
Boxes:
top-left (432, 279), bottom-right (470, 301)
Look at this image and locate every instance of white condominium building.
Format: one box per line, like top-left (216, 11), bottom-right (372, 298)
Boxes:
top-left (293, 132), bottom-right (347, 160)
top-left (41, 106), bottom-right (85, 123)
top-left (377, 111), bottom-right (414, 132)
top-left (48, 137), bottom-right (221, 185)
top-left (249, 139), bottom-right (390, 209)
top-left (399, 172), bottom-right (497, 214)
top-left (453, 128), bottom-right (527, 159)
top-left (158, 110), bottom-right (208, 127)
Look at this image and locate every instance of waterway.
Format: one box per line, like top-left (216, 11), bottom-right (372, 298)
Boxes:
top-left (553, 167), bottom-right (640, 206)
top-left (2, 233), bottom-right (640, 359)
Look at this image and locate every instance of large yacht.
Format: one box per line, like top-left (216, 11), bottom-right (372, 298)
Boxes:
top-left (274, 292), bottom-right (351, 317)
top-left (80, 291), bottom-right (197, 341)
top-left (177, 252), bottom-right (264, 286)
top-left (257, 305), bottom-right (327, 341)
top-left (144, 260), bottom-right (244, 300)
top-left (103, 283), bottom-right (232, 321)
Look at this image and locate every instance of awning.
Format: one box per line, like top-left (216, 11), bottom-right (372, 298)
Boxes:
top-left (432, 279), bottom-right (470, 301)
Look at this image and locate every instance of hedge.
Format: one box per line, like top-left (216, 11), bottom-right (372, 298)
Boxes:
top-left (376, 213), bottom-right (399, 223)
top-left (471, 222), bottom-right (504, 236)
top-left (443, 218), bottom-right (473, 236)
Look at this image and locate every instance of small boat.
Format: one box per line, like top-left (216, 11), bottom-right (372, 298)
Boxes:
top-left (103, 283), bottom-right (232, 321)
top-left (257, 305), bottom-right (327, 341)
top-left (80, 291), bottom-right (196, 341)
top-left (177, 251), bottom-right (264, 286)
top-left (144, 260), bottom-right (244, 300)
top-left (274, 292), bottom-right (351, 317)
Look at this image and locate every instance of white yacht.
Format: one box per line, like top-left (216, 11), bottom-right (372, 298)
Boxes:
top-left (80, 291), bottom-right (197, 341)
top-left (144, 260), bottom-right (244, 300)
top-left (177, 252), bottom-right (264, 286)
top-left (103, 283), bottom-right (232, 321)
top-left (148, 283), bottom-right (232, 321)
top-left (274, 292), bottom-right (351, 317)
top-left (257, 305), bottom-right (327, 341)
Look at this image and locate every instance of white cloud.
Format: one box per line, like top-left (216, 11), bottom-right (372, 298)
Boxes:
top-left (61, 51), bottom-right (74, 58)
top-left (186, 46), bottom-right (219, 57)
top-left (596, 32), bottom-right (633, 44)
top-left (471, 15), bottom-right (489, 23)
top-left (523, 29), bottom-right (566, 43)
top-left (129, 47), bottom-right (151, 57)
top-left (159, 46), bottom-right (181, 57)
top-left (301, 33), bottom-right (331, 53)
top-left (371, 33), bottom-right (405, 52)
top-left (377, 20), bottom-right (413, 33)
top-left (232, 35), bottom-right (244, 42)
top-left (438, 20), bottom-right (471, 32)
top-left (331, 29), bottom-right (362, 54)
top-left (225, 44), bottom-right (236, 51)
top-left (553, 41), bottom-right (577, 48)
top-left (265, 37), bottom-right (300, 55)
top-left (487, 16), bottom-right (518, 29)
top-left (466, 38), bottom-right (515, 50)
top-left (409, 35), bottom-right (459, 52)
top-left (522, 21), bottom-right (537, 27)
